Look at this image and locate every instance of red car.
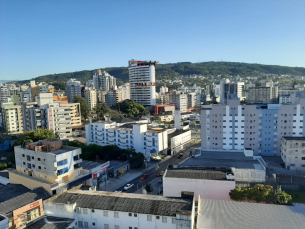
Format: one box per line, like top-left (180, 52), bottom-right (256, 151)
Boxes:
top-left (141, 174), bottom-right (149, 180)
top-left (156, 171), bottom-right (164, 177)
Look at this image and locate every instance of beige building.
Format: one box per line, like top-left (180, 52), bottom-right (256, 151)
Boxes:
top-left (9, 139), bottom-right (90, 195)
top-left (248, 86), bottom-right (278, 104)
top-left (85, 87), bottom-right (97, 110)
top-left (61, 103), bottom-right (82, 127)
top-left (281, 136), bottom-right (305, 174)
top-left (1, 103), bottom-right (23, 134)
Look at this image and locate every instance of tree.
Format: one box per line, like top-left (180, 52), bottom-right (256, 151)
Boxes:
top-left (145, 183), bottom-right (153, 194)
top-left (94, 102), bottom-right (111, 120)
top-left (229, 187), bottom-right (247, 201)
top-left (150, 116), bottom-right (161, 123)
top-left (266, 186), bottom-right (292, 205)
top-left (14, 129), bottom-right (58, 146)
top-left (114, 100), bottom-right (150, 118)
top-left (246, 184), bottom-right (273, 203)
top-left (128, 150), bottom-right (145, 169)
top-left (73, 96), bottom-right (89, 120)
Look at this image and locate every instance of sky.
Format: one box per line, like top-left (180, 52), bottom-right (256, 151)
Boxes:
top-left (1, 0), bottom-right (305, 81)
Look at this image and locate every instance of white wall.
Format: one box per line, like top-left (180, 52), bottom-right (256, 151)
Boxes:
top-left (163, 177), bottom-right (235, 201)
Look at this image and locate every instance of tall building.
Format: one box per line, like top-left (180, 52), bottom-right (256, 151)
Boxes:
top-left (188, 93), bottom-right (196, 108)
top-left (0, 85), bottom-right (10, 103)
top-left (9, 139), bottom-right (90, 195)
top-left (201, 97), bottom-right (305, 156)
top-left (169, 91), bottom-right (188, 112)
top-left (2, 103), bottom-right (23, 134)
top-left (66, 79), bottom-right (81, 103)
top-left (85, 87), bottom-right (97, 110)
top-left (248, 86), bottom-right (278, 104)
top-left (128, 60), bottom-right (158, 106)
top-left (61, 103), bottom-right (82, 127)
top-left (106, 89), bottom-right (121, 107)
top-left (220, 79), bottom-right (244, 104)
top-left (93, 70), bottom-right (116, 91)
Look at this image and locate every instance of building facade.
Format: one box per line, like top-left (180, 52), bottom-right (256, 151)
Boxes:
top-left (128, 60), bottom-right (158, 106)
top-left (201, 98), bottom-right (305, 156)
top-left (9, 139), bottom-right (89, 195)
top-left (169, 91), bottom-right (188, 112)
top-left (66, 79), bottom-right (81, 103)
top-left (86, 121), bottom-right (168, 161)
top-left (1, 103), bottom-right (23, 134)
top-left (93, 70), bottom-right (116, 91)
top-left (85, 88), bottom-right (97, 110)
top-left (248, 86), bottom-right (278, 104)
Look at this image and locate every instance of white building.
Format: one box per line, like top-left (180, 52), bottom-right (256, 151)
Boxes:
top-left (1, 103), bottom-right (23, 134)
top-left (163, 165), bottom-right (236, 201)
top-left (187, 93), bottom-right (196, 108)
top-left (85, 88), bottom-right (97, 110)
top-left (93, 70), bottom-right (116, 91)
top-left (281, 136), bottom-right (305, 174)
top-left (86, 120), bottom-right (168, 161)
top-left (128, 60), bottom-right (158, 106)
top-left (168, 129), bottom-right (192, 153)
top-left (43, 190), bottom-right (195, 229)
top-left (66, 79), bottom-right (81, 103)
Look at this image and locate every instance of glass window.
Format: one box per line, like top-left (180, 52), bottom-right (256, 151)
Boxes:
top-left (147, 215), bottom-right (152, 221)
top-left (83, 209), bottom-right (87, 214)
top-left (114, 212), bottom-right (119, 218)
top-left (84, 222), bottom-right (88, 228)
top-left (103, 211), bottom-right (108, 217)
top-left (162, 217), bottom-right (167, 223)
top-left (78, 221), bottom-right (83, 228)
top-left (115, 226), bottom-right (119, 229)
top-left (172, 218), bottom-right (176, 224)
top-left (104, 224), bottom-right (109, 229)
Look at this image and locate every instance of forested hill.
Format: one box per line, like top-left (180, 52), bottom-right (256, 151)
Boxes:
top-left (20, 61), bottom-right (305, 85)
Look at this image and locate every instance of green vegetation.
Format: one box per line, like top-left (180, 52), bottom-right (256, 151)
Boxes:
top-left (145, 183), bottom-right (153, 193)
top-left (150, 116), bottom-right (161, 122)
top-left (229, 184), bottom-right (292, 205)
top-left (68, 141), bottom-right (145, 169)
top-left (114, 100), bottom-right (150, 118)
top-left (73, 96), bottom-right (89, 120)
top-left (284, 187), bottom-right (305, 203)
top-left (93, 102), bottom-right (123, 120)
top-left (14, 129), bottom-right (58, 146)
top-left (17, 62), bottom-right (305, 86)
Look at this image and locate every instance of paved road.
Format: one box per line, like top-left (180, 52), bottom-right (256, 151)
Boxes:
top-left (115, 142), bottom-right (201, 193)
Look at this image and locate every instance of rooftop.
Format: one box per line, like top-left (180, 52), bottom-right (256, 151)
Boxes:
top-left (197, 199), bottom-right (305, 229)
top-left (50, 190), bottom-right (193, 216)
top-left (81, 160), bottom-right (108, 170)
top-left (0, 171), bottom-right (9, 178)
top-left (0, 184), bottom-right (30, 203)
top-left (0, 187), bottom-right (51, 215)
top-left (25, 216), bottom-right (74, 229)
top-left (165, 165), bottom-right (233, 180)
top-left (168, 129), bottom-right (189, 139)
top-left (182, 150), bottom-right (264, 170)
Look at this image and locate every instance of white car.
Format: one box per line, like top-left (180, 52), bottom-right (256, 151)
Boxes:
top-left (1, 157), bottom-right (7, 161)
top-left (114, 190), bottom-right (122, 193)
top-left (123, 184), bottom-right (134, 190)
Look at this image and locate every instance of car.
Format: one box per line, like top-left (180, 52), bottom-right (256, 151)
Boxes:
top-left (141, 174), bottom-right (149, 180)
top-left (177, 153), bottom-right (183, 159)
top-left (156, 171), bottom-right (164, 177)
top-left (123, 184), bottom-right (134, 190)
top-left (1, 157), bottom-right (7, 161)
top-left (114, 190), bottom-right (122, 193)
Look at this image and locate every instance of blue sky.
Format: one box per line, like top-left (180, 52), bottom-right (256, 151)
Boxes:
top-left (1, 0), bottom-right (305, 80)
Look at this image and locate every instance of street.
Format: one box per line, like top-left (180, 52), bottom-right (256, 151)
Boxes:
top-left (115, 142), bottom-right (201, 193)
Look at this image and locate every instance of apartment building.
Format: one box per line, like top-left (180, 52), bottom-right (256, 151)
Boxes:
top-left (220, 79), bottom-right (244, 104)
top-left (201, 97), bottom-right (305, 156)
top-left (248, 86), bottom-right (278, 104)
top-left (106, 89), bottom-right (121, 107)
top-left (86, 120), bottom-right (168, 161)
top-left (44, 190), bottom-right (195, 229)
top-left (1, 103), bottom-right (23, 134)
top-left (93, 70), bottom-right (116, 91)
top-left (117, 82), bottom-right (130, 101)
top-left (169, 91), bottom-right (188, 112)
top-left (9, 139), bottom-right (90, 195)
top-left (39, 84), bottom-right (54, 93)
top-left (97, 90), bottom-right (108, 103)
top-left (66, 79), bottom-right (81, 103)
top-left (281, 137), bottom-right (305, 173)
top-left (0, 85), bottom-right (10, 103)
top-left (85, 88), bottom-right (97, 110)
top-left (128, 60), bottom-right (158, 106)
top-left (188, 93), bottom-right (196, 108)
top-left (61, 103), bottom-right (82, 127)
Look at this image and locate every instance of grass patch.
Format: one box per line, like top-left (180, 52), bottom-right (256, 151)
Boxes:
top-left (284, 189), bottom-right (305, 203)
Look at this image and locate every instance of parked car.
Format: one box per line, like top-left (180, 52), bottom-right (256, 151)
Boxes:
top-left (1, 157), bottom-right (7, 161)
top-left (141, 174), bottom-right (149, 180)
top-left (123, 184), bottom-right (134, 190)
top-left (177, 153), bottom-right (183, 159)
top-left (156, 171), bottom-right (164, 177)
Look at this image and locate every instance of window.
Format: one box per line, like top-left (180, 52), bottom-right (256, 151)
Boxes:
top-left (92, 222), bottom-right (96, 226)
top-left (302, 157), bottom-right (305, 160)
top-left (23, 162), bottom-right (26, 165)
top-left (156, 216), bottom-right (160, 219)
top-left (162, 217), bottom-right (167, 223)
top-left (27, 155), bottom-right (31, 161)
top-left (78, 221), bottom-right (83, 228)
top-left (104, 224), bottom-right (109, 229)
top-left (147, 215), bottom-right (152, 221)
top-left (38, 166), bottom-right (41, 169)
top-left (92, 209), bottom-right (95, 213)
top-left (22, 154), bottom-right (25, 157)
top-left (83, 209), bottom-right (88, 214)
top-left (129, 227), bottom-right (132, 229)
top-left (84, 222), bottom-right (88, 228)
top-left (114, 212), bottom-right (119, 218)
top-left (31, 156), bottom-right (34, 159)
top-left (38, 158), bottom-right (41, 161)
top-left (129, 213), bottom-right (132, 217)
top-left (115, 226), bottom-right (119, 229)
top-left (103, 211), bottom-right (108, 217)
top-left (172, 218), bottom-right (176, 224)
top-left (134, 213), bottom-right (137, 217)
top-left (134, 227), bottom-right (138, 229)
